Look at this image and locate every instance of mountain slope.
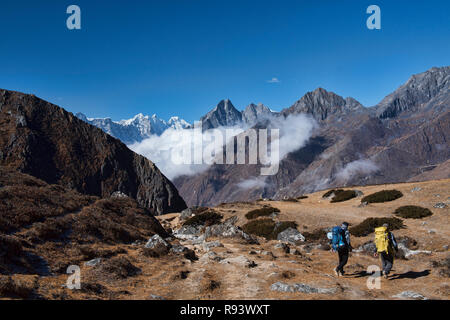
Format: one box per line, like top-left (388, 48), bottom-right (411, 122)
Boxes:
top-left (175, 67), bottom-right (450, 206)
top-left (375, 66), bottom-right (450, 119)
top-left (0, 89), bottom-right (187, 214)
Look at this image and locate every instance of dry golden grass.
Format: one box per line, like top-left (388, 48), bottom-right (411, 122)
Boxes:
top-left (1, 175), bottom-right (449, 300)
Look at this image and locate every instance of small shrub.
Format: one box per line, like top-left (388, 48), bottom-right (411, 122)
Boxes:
top-left (297, 196), bottom-right (308, 200)
top-left (81, 282), bottom-right (107, 295)
top-left (242, 219), bottom-right (297, 240)
top-left (96, 257), bottom-right (141, 279)
top-left (141, 246), bottom-right (169, 258)
top-left (184, 249), bottom-right (198, 262)
top-left (29, 219), bottom-right (67, 241)
top-left (205, 280), bottom-right (221, 291)
top-left (0, 235), bottom-right (23, 258)
top-left (174, 270), bottom-right (190, 280)
top-left (322, 189), bottom-right (344, 198)
top-left (281, 271), bottom-right (296, 279)
top-left (361, 190), bottom-right (403, 203)
top-left (245, 207), bottom-right (280, 220)
top-left (0, 276), bottom-right (34, 298)
top-left (303, 229), bottom-right (327, 242)
top-left (394, 206), bottom-right (433, 219)
top-left (183, 211), bottom-right (222, 227)
top-left (331, 190), bottom-right (357, 203)
top-left (282, 198), bottom-right (298, 202)
top-left (349, 217), bottom-right (405, 237)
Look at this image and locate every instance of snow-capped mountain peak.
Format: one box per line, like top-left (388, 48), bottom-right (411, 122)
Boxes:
top-left (76, 112), bottom-right (191, 144)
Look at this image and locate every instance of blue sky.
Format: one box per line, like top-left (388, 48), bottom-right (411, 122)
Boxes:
top-left (0, 0), bottom-right (449, 122)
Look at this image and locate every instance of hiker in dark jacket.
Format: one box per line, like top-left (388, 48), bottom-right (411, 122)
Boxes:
top-left (374, 223), bottom-right (398, 278)
top-left (334, 222), bottom-right (352, 276)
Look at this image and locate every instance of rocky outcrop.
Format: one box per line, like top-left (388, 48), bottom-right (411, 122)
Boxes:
top-left (0, 89), bottom-right (187, 215)
top-left (375, 66), bottom-right (449, 119)
top-left (281, 88), bottom-right (367, 122)
top-left (200, 99), bottom-right (243, 130)
top-left (241, 103), bottom-right (273, 124)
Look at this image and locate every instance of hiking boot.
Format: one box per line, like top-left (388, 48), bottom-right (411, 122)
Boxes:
top-left (334, 268), bottom-right (340, 277)
top-left (382, 271), bottom-right (389, 279)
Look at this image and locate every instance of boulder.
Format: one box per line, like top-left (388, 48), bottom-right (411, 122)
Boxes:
top-left (354, 241), bottom-right (376, 254)
top-left (392, 291), bottom-right (428, 300)
top-left (84, 258), bottom-right (102, 267)
top-left (354, 190), bottom-right (364, 197)
top-left (145, 234), bottom-right (171, 252)
top-left (397, 243), bottom-right (431, 259)
top-left (271, 282), bottom-right (336, 294)
top-left (294, 283), bottom-right (337, 294)
top-left (434, 202), bottom-right (448, 209)
top-left (274, 242), bottom-right (290, 253)
top-left (219, 255), bottom-right (252, 267)
top-left (180, 208), bottom-right (193, 220)
top-left (277, 228), bottom-right (305, 245)
top-left (173, 225), bottom-right (204, 241)
top-left (170, 244), bottom-right (188, 254)
top-left (270, 282), bottom-right (295, 293)
top-left (358, 201), bottom-right (368, 208)
top-left (111, 191), bottom-right (128, 199)
top-left (205, 216), bottom-right (257, 243)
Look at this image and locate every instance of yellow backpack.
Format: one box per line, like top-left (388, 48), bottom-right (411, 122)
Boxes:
top-left (374, 226), bottom-right (390, 254)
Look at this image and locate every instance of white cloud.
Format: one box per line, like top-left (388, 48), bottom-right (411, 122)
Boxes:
top-left (267, 77), bottom-right (280, 83)
top-left (336, 159), bottom-right (379, 182)
top-left (129, 125), bottom-right (244, 180)
top-left (237, 177), bottom-right (268, 190)
top-left (268, 113), bottom-right (317, 161)
top-left (129, 113), bottom-right (317, 180)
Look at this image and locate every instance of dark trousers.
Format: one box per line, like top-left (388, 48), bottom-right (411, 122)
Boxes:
top-left (336, 247), bottom-right (349, 273)
top-left (380, 252), bottom-right (394, 275)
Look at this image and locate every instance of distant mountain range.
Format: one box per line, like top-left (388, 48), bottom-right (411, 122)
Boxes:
top-left (76, 101), bottom-right (275, 143)
top-left (173, 66), bottom-right (450, 206)
top-left (10, 66), bottom-right (448, 209)
top-left (75, 112), bottom-right (191, 144)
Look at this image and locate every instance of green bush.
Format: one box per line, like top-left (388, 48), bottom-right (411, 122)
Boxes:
top-left (303, 229), bottom-right (327, 242)
top-left (394, 206), bottom-right (433, 219)
top-left (349, 217), bottom-right (405, 237)
top-left (322, 189), bottom-right (344, 198)
top-left (242, 219), bottom-right (297, 240)
top-left (361, 190), bottom-right (403, 203)
top-left (183, 211), bottom-right (223, 226)
top-left (245, 207), bottom-right (280, 220)
top-left (331, 190), bottom-right (357, 203)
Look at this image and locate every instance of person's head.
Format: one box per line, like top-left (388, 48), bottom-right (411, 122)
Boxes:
top-left (382, 223), bottom-right (389, 230)
top-left (341, 222), bottom-right (349, 230)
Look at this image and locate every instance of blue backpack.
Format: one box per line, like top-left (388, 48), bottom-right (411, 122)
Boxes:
top-left (331, 226), bottom-right (345, 250)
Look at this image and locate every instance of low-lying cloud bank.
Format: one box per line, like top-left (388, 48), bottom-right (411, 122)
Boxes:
top-left (237, 177), bottom-right (268, 190)
top-left (335, 159), bottom-right (379, 182)
top-left (129, 113), bottom-right (317, 180)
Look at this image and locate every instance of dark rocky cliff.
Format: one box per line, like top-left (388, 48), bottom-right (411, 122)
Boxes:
top-left (0, 89), bottom-right (187, 215)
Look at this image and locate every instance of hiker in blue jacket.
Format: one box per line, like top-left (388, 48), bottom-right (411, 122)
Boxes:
top-left (333, 222), bottom-right (353, 276)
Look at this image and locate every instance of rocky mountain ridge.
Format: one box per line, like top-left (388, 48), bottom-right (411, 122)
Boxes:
top-left (0, 89), bottom-right (187, 214)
